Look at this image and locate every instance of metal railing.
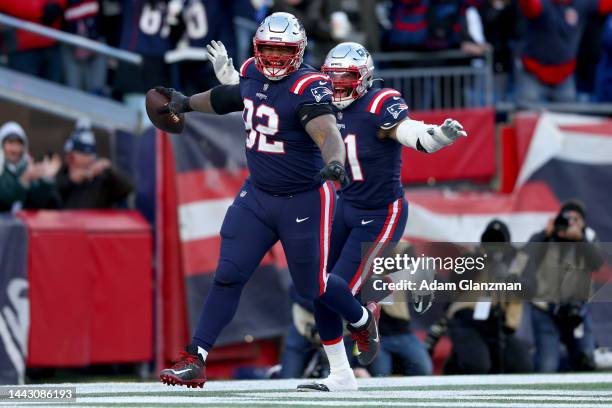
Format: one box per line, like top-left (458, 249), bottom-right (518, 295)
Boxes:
top-left (0, 12), bottom-right (141, 65)
top-left (372, 49), bottom-right (494, 110)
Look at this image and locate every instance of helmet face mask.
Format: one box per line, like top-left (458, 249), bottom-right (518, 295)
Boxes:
top-left (253, 41), bottom-right (301, 79)
top-left (253, 13), bottom-right (307, 80)
top-left (322, 42), bottom-right (374, 109)
top-left (322, 66), bottom-right (365, 109)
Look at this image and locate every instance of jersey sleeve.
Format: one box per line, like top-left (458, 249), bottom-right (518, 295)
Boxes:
top-left (289, 72), bottom-right (334, 108)
top-left (367, 89), bottom-right (409, 129)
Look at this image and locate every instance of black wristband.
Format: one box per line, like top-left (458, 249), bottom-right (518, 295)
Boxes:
top-left (182, 96), bottom-right (193, 113)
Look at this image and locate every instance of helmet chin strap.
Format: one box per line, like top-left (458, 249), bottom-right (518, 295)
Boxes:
top-left (333, 98), bottom-right (356, 110)
top-left (263, 66), bottom-right (288, 80)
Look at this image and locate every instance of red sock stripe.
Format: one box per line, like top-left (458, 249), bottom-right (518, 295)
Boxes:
top-left (321, 336), bottom-right (343, 346)
top-left (349, 199), bottom-right (402, 294)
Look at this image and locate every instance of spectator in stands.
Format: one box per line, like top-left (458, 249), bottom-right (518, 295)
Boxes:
top-left (0, 0), bottom-right (66, 83)
top-left (517, 0), bottom-right (612, 104)
top-left (381, 0), bottom-right (487, 54)
top-left (368, 294), bottom-right (433, 376)
top-left (61, 0), bottom-right (107, 95)
top-left (444, 220), bottom-right (534, 374)
top-left (271, 0), bottom-right (350, 66)
top-left (574, 14), bottom-right (605, 102)
top-left (0, 122), bottom-right (61, 212)
top-left (595, 15), bottom-right (612, 102)
top-left (115, 0), bottom-right (175, 117)
top-left (55, 119), bottom-right (133, 209)
top-left (527, 200), bottom-right (603, 372)
top-left (477, 0), bottom-right (520, 102)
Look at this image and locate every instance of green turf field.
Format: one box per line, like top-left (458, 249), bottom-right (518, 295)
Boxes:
top-left (1, 372), bottom-right (612, 407)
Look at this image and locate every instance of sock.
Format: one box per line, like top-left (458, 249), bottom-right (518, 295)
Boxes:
top-left (196, 346), bottom-right (208, 362)
top-left (322, 338), bottom-right (352, 375)
top-left (314, 299), bottom-right (343, 341)
top-left (319, 274), bottom-right (364, 323)
top-left (349, 307), bottom-right (368, 328)
top-left (192, 268), bottom-right (246, 353)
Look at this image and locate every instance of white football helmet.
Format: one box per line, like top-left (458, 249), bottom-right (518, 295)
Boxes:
top-left (253, 12), bottom-right (307, 80)
top-left (321, 42), bottom-right (375, 109)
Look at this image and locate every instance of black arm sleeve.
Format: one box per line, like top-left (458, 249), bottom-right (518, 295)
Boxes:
top-left (298, 103), bottom-right (335, 128)
top-left (210, 85), bottom-right (243, 114)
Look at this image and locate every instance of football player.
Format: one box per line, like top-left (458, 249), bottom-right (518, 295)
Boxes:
top-left (209, 41), bottom-right (466, 391)
top-left (154, 14), bottom-right (381, 388)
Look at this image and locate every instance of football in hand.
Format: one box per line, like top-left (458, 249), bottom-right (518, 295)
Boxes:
top-left (145, 88), bottom-right (185, 134)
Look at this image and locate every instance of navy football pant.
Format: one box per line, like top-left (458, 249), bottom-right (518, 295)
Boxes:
top-left (193, 180), bottom-right (364, 351)
top-left (314, 196), bottom-right (408, 344)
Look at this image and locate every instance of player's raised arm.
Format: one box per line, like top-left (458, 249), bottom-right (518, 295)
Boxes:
top-left (384, 118), bottom-right (467, 153)
top-left (304, 113), bottom-right (349, 186)
top-left (155, 85), bottom-right (244, 115)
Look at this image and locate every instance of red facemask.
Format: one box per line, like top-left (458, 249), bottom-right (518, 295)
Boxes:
top-left (254, 41), bottom-right (301, 78)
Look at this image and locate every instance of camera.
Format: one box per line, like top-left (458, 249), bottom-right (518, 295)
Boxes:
top-left (553, 211), bottom-right (571, 233)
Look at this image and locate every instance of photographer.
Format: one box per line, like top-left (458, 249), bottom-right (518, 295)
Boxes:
top-left (444, 220), bottom-right (534, 374)
top-left (528, 200), bottom-right (604, 372)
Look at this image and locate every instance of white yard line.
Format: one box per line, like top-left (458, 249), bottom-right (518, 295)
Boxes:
top-left (31, 372), bottom-right (611, 395)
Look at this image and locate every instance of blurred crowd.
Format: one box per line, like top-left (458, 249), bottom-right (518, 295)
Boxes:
top-left (0, 0), bottom-right (611, 107)
top-left (0, 119), bottom-right (133, 212)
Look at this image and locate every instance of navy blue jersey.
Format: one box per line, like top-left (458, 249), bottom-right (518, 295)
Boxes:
top-left (337, 88), bottom-right (408, 209)
top-left (239, 58), bottom-right (333, 195)
top-left (119, 0), bottom-right (173, 56)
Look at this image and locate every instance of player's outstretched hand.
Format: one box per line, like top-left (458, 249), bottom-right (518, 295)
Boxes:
top-left (319, 160), bottom-right (349, 187)
top-left (206, 40), bottom-right (240, 85)
top-left (439, 118), bottom-right (467, 142)
top-left (155, 87), bottom-right (192, 114)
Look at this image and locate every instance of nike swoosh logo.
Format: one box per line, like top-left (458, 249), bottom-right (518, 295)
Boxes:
top-left (361, 220), bottom-right (374, 225)
top-left (171, 368), bottom-right (191, 375)
top-left (296, 217), bottom-right (309, 223)
top-left (318, 81), bottom-right (327, 85)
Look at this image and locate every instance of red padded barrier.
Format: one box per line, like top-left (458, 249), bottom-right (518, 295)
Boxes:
top-left (499, 125), bottom-right (519, 193)
top-left (18, 211), bottom-right (153, 366)
top-left (402, 108), bottom-right (496, 184)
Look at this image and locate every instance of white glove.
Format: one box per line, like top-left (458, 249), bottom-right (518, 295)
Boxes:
top-left (433, 118), bottom-right (468, 145)
top-left (396, 118), bottom-right (467, 153)
top-left (206, 40), bottom-right (240, 85)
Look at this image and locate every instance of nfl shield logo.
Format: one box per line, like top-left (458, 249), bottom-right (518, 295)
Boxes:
top-left (263, 83), bottom-right (269, 92)
top-left (337, 112), bottom-right (343, 121)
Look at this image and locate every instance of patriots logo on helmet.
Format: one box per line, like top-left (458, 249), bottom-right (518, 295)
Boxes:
top-left (386, 103), bottom-right (408, 119)
top-left (311, 86), bottom-right (333, 103)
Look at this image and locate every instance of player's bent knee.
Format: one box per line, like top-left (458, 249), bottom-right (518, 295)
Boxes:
top-left (214, 260), bottom-right (247, 289)
top-left (293, 280), bottom-right (320, 302)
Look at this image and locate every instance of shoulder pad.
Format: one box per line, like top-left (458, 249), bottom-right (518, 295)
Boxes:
top-left (239, 57), bottom-right (256, 78)
top-left (289, 72), bottom-right (331, 95)
top-left (366, 88), bottom-right (402, 114)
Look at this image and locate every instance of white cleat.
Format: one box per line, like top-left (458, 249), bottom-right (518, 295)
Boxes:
top-left (297, 370), bottom-right (358, 392)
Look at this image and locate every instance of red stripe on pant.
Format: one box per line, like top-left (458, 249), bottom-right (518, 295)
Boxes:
top-left (318, 182), bottom-right (334, 296)
top-left (349, 198), bottom-right (402, 295)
